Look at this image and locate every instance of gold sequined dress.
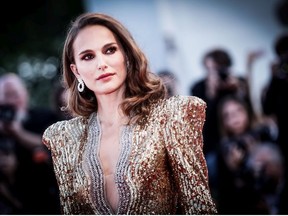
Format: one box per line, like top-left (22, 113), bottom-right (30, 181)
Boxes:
top-left (42, 95), bottom-right (217, 214)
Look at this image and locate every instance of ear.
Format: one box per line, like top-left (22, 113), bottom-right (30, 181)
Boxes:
top-left (70, 64), bottom-right (80, 79)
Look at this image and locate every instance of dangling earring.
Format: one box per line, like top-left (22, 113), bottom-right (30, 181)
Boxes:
top-left (77, 78), bottom-right (84, 92)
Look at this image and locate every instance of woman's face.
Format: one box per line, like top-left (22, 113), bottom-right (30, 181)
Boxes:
top-left (70, 25), bottom-right (127, 97)
top-left (204, 57), bottom-right (218, 72)
top-left (221, 100), bottom-right (249, 136)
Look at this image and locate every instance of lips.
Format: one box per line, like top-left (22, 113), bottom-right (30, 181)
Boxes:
top-left (96, 73), bottom-right (115, 80)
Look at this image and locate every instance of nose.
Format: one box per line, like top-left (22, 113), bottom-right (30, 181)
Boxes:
top-left (97, 55), bottom-right (108, 71)
top-left (98, 65), bottom-right (107, 71)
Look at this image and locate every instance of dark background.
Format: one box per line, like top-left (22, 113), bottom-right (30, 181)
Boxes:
top-left (0, 0), bottom-right (85, 107)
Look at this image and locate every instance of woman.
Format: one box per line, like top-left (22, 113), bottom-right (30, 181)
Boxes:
top-left (216, 95), bottom-right (278, 214)
top-left (42, 12), bottom-right (217, 214)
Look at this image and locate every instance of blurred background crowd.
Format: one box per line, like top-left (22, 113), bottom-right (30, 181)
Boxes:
top-left (0, 0), bottom-right (288, 214)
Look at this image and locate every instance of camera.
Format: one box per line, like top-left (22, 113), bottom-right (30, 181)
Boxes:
top-left (0, 104), bottom-right (16, 123)
top-left (218, 67), bottom-right (229, 81)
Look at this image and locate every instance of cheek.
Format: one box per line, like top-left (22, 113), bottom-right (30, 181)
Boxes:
top-left (113, 58), bottom-right (126, 71)
top-left (224, 115), bottom-right (237, 130)
top-left (237, 112), bottom-right (249, 126)
top-left (223, 117), bottom-right (231, 129)
top-left (109, 58), bottom-right (127, 79)
top-left (76, 64), bottom-right (95, 80)
top-left (110, 52), bottom-right (125, 69)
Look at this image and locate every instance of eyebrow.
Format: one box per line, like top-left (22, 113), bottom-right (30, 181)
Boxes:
top-left (103, 42), bottom-right (117, 49)
top-left (77, 42), bottom-right (118, 56)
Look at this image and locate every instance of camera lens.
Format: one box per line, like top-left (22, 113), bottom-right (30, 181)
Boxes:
top-left (218, 68), bottom-right (229, 81)
top-left (0, 104), bottom-right (16, 123)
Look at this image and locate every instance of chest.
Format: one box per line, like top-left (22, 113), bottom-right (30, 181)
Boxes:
top-left (98, 126), bottom-right (122, 176)
top-left (60, 117), bottom-right (173, 214)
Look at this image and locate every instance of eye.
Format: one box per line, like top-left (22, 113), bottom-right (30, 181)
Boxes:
top-left (81, 53), bottom-right (94, 61)
top-left (105, 46), bottom-right (117, 55)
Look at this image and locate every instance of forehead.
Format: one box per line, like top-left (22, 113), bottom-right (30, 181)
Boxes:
top-left (0, 77), bottom-right (26, 101)
top-left (205, 57), bottom-right (217, 65)
top-left (73, 25), bottom-right (118, 50)
top-left (223, 100), bottom-right (243, 111)
top-left (0, 78), bottom-right (22, 91)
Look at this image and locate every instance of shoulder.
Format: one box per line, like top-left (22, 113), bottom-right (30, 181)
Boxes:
top-left (44, 116), bottom-right (86, 134)
top-left (170, 95), bottom-right (206, 106)
top-left (42, 116), bottom-right (88, 150)
top-left (160, 95), bottom-right (206, 110)
top-left (151, 95), bottom-right (206, 120)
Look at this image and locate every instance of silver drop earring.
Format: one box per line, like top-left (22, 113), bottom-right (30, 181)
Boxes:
top-left (77, 78), bottom-right (84, 92)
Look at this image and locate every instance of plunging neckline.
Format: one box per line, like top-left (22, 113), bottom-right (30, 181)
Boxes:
top-left (98, 114), bottom-right (123, 213)
top-left (84, 113), bottom-right (133, 214)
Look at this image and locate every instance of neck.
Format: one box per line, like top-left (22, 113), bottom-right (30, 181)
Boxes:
top-left (96, 90), bottom-right (127, 127)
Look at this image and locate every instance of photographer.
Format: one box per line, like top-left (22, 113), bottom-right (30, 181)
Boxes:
top-left (190, 48), bottom-right (253, 156)
top-left (0, 73), bottom-right (61, 214)
top-left (262, 33), bottom-right (288, 160)
top-left (0, 75), bottom-right (45, 150)
top-left (261, 33), bottom-right (288, 214)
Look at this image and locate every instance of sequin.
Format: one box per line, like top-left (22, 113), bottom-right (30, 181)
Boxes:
top-left (42, 95), bottom-right (218, 214)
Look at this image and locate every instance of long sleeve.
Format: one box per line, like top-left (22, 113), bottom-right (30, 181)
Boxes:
top-left (42, 119), bottom-right (95, 214)
top-left (163, 96), bottom-right (217, 214)
top-left (42, 121), bottom-right (77, 214)
top-left (41, 97), bottom-right (217, 215)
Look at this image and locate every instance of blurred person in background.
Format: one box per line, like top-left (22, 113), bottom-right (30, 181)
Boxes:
top-left (218, 95), bottom-right (277, 154)
top-left (157, 69), bottom-right (179, 98)
top-left (216, 95), bottom-right (280, 214)
top-left (42, 12), bottom-right (217, 214)
top-left (261, 32), bottom-right (288, 214)
top-left (190, 49), bottom-right (253, 206)
top-left (190, 48), bottom-right (253, 157)
top-left (0, 137), bottom-right (23, 214)
top-left (0, 72), bottom-right (61, 214)
top-left (248, 142), bottom-right (285, 214)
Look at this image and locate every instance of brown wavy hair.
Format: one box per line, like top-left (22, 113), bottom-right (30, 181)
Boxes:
top-left (62, 12), bottom-right (166, 124)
